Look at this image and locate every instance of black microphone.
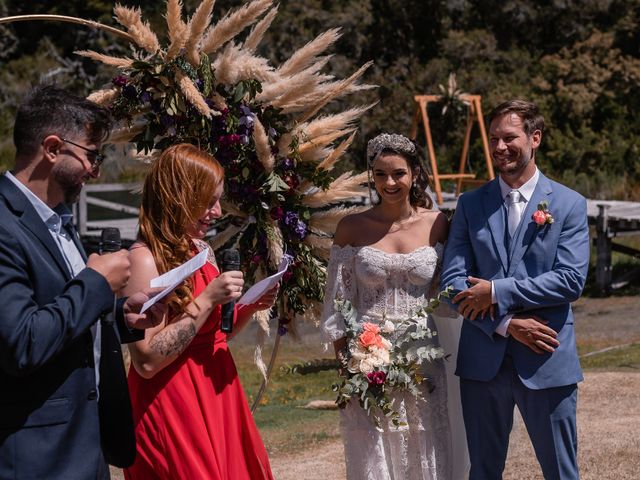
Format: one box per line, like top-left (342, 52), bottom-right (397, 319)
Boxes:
top-left (219, 248), bottom-right (241, 334)
top-left (99, 227), bottom-right (121, 254)
top-left (99, 228), bottom-right (122, 325)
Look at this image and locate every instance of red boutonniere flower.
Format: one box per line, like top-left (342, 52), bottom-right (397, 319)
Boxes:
top-left (532, 200), bottom-right (554, 226)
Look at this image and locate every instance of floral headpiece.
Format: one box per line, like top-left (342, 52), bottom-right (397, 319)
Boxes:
top-left (366, 133), bottom-right (417, 166)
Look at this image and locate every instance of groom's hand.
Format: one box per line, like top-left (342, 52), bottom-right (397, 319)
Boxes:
top-left (508, 316), bottom-right (560, 354)
top-left (453, 276), bottom-right (493, 321)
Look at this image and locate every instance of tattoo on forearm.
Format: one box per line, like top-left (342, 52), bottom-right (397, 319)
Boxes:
top-left (150, 321), bottom-right (197, 357)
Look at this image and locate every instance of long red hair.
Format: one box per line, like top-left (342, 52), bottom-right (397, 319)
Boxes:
top-left (138, 144), bottom-right (224, 314)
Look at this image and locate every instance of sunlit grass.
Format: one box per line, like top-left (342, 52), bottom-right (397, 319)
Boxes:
top-left (230, 330), bottom-right (342, 454)
top-left (580, 344), bottom-right (640, 371)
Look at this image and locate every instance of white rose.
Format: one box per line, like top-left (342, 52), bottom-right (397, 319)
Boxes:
top-left (359, 357), bottom-right (375, 374)
top-left (374, 348), bottom-right (391, 366)
top-left (381, 320), bottom-right (395, 334)
top-left (347, 357), bottom-right (360, 374)
top-left (351, 344), bottom-right (367, 361)
top-left (379, 337), bottom-right (393, 351)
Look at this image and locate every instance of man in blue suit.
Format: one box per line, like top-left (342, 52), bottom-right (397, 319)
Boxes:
top-left (441, 99), bottom-right (589, 480)
top-left (0, 86), bottom-right (161, 479)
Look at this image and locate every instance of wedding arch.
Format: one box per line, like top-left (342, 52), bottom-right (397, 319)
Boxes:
top-left (0, 0), bottom-right (374, 411)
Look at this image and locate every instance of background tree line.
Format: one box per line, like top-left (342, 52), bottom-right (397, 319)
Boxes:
top-left (1, 0), bottom-right (638, 199)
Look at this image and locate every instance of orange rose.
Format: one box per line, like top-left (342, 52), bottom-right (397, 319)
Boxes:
top-left (362, 322), bottom-right (380, 334)
top-left (359, 331), bottom-right (379, 349)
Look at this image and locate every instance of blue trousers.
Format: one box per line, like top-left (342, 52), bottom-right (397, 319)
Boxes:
top-left (460, 356), bottom-right (579, 480)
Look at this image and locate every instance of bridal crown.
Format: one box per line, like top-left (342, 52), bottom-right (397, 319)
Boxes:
top-left (366, 133), bottom-right (417, 166)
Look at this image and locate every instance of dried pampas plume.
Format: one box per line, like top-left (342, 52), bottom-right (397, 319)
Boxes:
top-left (253, 117), bottom-right (275, 173)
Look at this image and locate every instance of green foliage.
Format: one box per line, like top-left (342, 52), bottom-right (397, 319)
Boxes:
top-left (0, 0), bottom-right (638, 196)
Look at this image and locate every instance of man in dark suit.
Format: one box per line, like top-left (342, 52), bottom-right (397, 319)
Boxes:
top-left (0, 86), bottom-right (161, 479)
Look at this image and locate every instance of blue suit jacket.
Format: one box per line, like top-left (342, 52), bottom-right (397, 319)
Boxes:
top-left (441, 172), bottom-right (589, 389)
top-left (0, 175), bottom-right (141, 479)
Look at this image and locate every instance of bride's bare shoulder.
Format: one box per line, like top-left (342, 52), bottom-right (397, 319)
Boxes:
top-left (416, 208), bottom-right (449, 244)
top-left (334, 208), bottom-right (375, 247)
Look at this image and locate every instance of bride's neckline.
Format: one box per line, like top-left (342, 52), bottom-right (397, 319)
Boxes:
top-left (336, 242), bottom-right (443, 256)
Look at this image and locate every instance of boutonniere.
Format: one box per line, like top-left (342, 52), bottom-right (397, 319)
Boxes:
top-left (532, 200), bottom-right (554, 226)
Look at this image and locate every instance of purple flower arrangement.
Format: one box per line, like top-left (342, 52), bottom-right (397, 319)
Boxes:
top-left (107, 53), bottom-right (326, 315)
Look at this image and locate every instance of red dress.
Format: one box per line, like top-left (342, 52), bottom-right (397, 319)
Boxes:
top-left (124, 261), bottom-right (274, 479)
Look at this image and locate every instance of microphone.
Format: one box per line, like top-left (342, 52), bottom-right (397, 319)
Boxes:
top-left (99, 228), bottom-right (121, 254)
top-left (99, 228), bottom-right (121, 325)
top-left (219, 248), bottom-right (241, 334)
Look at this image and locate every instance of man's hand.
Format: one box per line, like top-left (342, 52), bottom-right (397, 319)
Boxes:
top-left (123, 287), bottom-right (167, 330)
top-left (87, 250), bottom-right (130, 293)
top-left (453, 276), bottom-right (493, 321)
top-left (508, 316), bottom-right (560, 354)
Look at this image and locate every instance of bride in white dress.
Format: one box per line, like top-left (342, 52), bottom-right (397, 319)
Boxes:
top-left (322, 133), bottom-right (469, 480)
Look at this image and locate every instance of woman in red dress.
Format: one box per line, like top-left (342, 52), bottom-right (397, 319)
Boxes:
top-left (122, 144), bottom-right (275, 479)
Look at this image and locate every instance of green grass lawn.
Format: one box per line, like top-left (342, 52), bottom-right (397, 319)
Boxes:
top-left (579, 344), bottom-right (640, 371)
top-left (230, 331), bottom-right (342, 454)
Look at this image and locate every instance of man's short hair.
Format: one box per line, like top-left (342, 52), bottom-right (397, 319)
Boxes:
top-left (488, 99), bottom-right (545, 137)
top-left (13, 85), bottom-right (112, 158)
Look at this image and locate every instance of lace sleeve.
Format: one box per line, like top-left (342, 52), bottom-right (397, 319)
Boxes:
top-left (321, 245), bottom-right (357, 343)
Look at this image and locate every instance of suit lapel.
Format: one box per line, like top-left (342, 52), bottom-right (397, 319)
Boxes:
top-left (483, 179), bottom-right (508, 275)
top-left (507, 173), bottom-right (553, 276)
top-left (0, 177), bottom-right (73, 280)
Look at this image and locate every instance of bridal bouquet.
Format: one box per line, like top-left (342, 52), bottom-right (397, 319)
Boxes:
top-left (332, 289), bottom-right (452, 427)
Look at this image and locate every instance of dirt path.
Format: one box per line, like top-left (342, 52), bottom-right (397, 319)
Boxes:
top-left (270, 371), bottom-right (640, 480)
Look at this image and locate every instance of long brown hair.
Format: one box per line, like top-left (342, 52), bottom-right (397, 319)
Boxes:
top-left (139, 144), bottom-right (224, 314)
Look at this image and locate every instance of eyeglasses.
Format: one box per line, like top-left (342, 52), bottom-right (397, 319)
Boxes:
top-left (60, 137), bottom-right (105, 170)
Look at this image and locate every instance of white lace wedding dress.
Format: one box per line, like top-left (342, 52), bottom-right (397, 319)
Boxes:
top-left (322, 243), bottom-right (469, 480)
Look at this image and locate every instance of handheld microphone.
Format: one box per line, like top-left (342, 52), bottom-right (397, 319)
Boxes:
top-left (100, 228), bottom-right (122, 324)
top-left (99, 228), bottom-right (121, 254)
top-left (219, 248), bottom-right (241, 334)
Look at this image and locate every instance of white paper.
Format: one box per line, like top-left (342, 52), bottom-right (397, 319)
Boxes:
top-left (140, 249), bottom-right (208, 313)
top-left (238, 257), bottom-right (289, 305)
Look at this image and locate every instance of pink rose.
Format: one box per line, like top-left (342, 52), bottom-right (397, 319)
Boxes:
top-left (532, 210), bottom-right (547, 225)
top-left (545, 213), bottom-right (554, 224)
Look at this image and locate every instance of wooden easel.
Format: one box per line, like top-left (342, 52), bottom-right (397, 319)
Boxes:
top-left (410, 94), bottom-right (494, 204)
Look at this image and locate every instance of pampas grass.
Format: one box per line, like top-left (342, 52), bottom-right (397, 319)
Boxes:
top-left (253, 117), bottom-right (275, 173)
top-left (75, 50), bottom-right (133, 68)
top-left (303, 234), bottom-right (333, 260)
top-left (308, 205), bottom-right (367, 235)
top-left (302, 172), bottom-right (368, 208)
top-left (184, 0), bottom-right (215, 66)
top-left (87, 87), bottom-right (120, 106)
top-left (243, 5), bottom-right (278, 52)
top-left (165, 0), bottom-right (189, 60)
top-left (317, 131), bottom-right (357, 171)
top-left (113, 4), bottom-right (160, 54)
top-left (299, 61), bottom-right (373, 123)
top-left (212, 43), bottom-right (275, 85)
top-left (201, 0), bottom-right (272, 54)
top-left (266, 219), bottom-right (284, 269)
top-left (278, 29), bottom-right (341, 76)
top-left (175, 69), bottom-right (212, 118)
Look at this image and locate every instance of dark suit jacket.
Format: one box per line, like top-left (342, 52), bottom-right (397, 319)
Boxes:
top-left (0, 175), bottom-right (142, 479)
